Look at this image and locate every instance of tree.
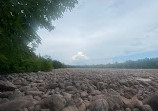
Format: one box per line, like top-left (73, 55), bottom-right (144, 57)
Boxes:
top-left (0, 0), bottom-right (78, 73)
top-left (52, 60), bottom-right (65, 69)
top-left (0, 0), bottom-right (78, 51)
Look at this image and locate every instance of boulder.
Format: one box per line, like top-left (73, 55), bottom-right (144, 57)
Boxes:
top-left (65, 82), bottom-right (73, 87)
top-left (90, 99), bottom-right (108, 111)
top-left (40, 94), bottom-right (66, 111)
top-left (62, 106), bottom-right (78, 111)
top-left (132, 108), bottom-right (140, 111)
top-left (26, 91), bottom-right (44, 97)
top-left (143, 94), bottom-right (158, 111)
top-left (49, 83), bottom-right (58, 89)
top-left (124, 87), bottom-right (137, 99)
top-left (65, 86), bottom-right (77, 92)
top-left (23, 108), bottom-right (29, 111)
top-left (142, 105), bottom-right (153, 111)
top-left (107, 94), bottom-right (124, 110)
top-left (74, 97), bottom-right (83, 107)
top-left (62, 92), bottom-right (72, 101)
top-left (84, 100), bottom-right (90, 108)
top-left (91, 90), bottom-right (101, 96)
top-left (80, 91), bottom-right (88, 98)
top-left (34, 105), bottom-right (41, 111)
top-left (0, 98), bottom-right (9, 104)
top-left (8, 90), bottom-right (22, 100)
top-left (0, 91), bottom-right (13, 98)
top-left (0, 95), bottom-right (35, 111)
top-left (59, 83), bottom-right (65, 89)
top-left (125, 108), bottom-right (131, 111)
top-left (40, 109), bottom-right (50, 111)
top-left (0, 80), bottom-right (17, 91)
top-left (78, 103), bottom-right (86, 111)
top-left (28, 106), bottom-right (35, 111)
top-left (36, 80), bottom-right (45, 83)
top-left (121, 97), bottom-right (143, 109)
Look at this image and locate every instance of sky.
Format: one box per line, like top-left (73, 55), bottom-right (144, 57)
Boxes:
top-left (36, 0), bottom-right (158, 65)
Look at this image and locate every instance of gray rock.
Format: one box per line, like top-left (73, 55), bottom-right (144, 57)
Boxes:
top-left (65, 82), bottom-right (73, 87)
top-left (40, 94), bottom-right (66, 111)
top-left (62, 92), bottom-right (72, 101)
top-left (40, 109), bottom-right (50, 111)
top-left (0, 80), bottom-right (17, 91)
top-left (59, 83), bottom-right (65, 89)
top-left (0, 98), bottom-right (9, 104)
top-left (26, 91), bottom-right (44, 97)
top-left (34, 104), bottom-right (41, 111)
top-left (124, 88), bottom-right (137, 99)
top-left (28, 106), bottom-right (35, 111)
top-left (74, 97), bottom-right (83, 107)
top-left (23, 108), bottom-right (29, 111)
top-left (0, 91), bottom-right (13, 98)
top-left (34, 96), bottom-right (41, 101)
top-left (91, 90), bottom-right (101, 96)
top-left (142, 105), bottom-right (153, 111)
top-left (62, 106), bottom-right (78, 111)
top-left (90, 99), bottom-right (108, 111)
top-left (84, 100), bottom-right (90, 108)
top-left (78, 103), bottom-right (86, 111)
top-left (132, 108), bottom-right (140, 111)
top-left (36, 80), bottom-right (44, 83)
top-left (107, 94), bottom-right (124, 110)
top-left (49, 83), bottom-right (58, 89)
top-left (80, 91), bottom-right (88, 98)
top-left (8, 89), bottom-right (22, 100)
top-left (19, 86), bottom-right (29, 92)
top-left (121, 97), bottom-right (143, 109)
top-left (143, 94), bottom-right (158, 111)
top-left (65, 86), bottom-right (77, 92)
top-left (0, 95), bottom-right (35, 111)
top-left (125, 108), bottom-right (131, 111)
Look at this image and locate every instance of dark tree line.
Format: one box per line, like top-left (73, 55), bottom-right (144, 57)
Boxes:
top-left (70, 57), bottom-right (158, 69)
top-left (52, 60), bottom-right (65, 69)
top-left (105, 58), bottom-right (158, 69)
top-left (0, 0), bottom-right (78, 74)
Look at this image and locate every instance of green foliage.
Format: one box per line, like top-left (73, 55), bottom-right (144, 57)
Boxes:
top-left (0, 0), bottom-right (78, 50)
top-left (0, 0), bottom-right (78, 74)
top-left (52, 60), bottom-right (65, 69)
top-left (104, 58), bottom-right (158, 69)
top-left (0, 54), bottom-right (9, 73)
top-left (0, 53), bottom-right (53, 74)
top-left (40, 57), bottom-right (53, 71)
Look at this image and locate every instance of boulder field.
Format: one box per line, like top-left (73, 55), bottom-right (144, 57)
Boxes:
top-left (0, 68), bottom-right (158, 111)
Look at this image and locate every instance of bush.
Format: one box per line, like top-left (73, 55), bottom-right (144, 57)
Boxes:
top-left (0, 54), bottom-right (9, 73)
top-left (0, 53), bottom-right (54, 74)
top-left (40, 57), bottom-right (53, 71)
top-left (52, 60), bottom-right (65, 69)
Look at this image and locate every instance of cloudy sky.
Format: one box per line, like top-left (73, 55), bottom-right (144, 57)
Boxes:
top-left (36, 0), bottom-right (158, 65)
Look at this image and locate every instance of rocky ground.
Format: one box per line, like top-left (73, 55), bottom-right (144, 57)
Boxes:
top-left (0, 68), bottom-right (158, 111)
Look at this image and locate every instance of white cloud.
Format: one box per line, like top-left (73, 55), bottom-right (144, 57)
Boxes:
top-left (72, 52), bottom-right (89, 60)
top-left (36, 0), bottom-right (158, 65)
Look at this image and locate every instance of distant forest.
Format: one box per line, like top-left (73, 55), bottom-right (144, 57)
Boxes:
top-left (68, 57), bottom-right (158, 69)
